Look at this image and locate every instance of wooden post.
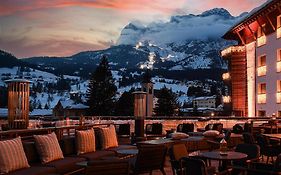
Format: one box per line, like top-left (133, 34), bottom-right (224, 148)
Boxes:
top-left (133, 92), bottom-right (147, 140)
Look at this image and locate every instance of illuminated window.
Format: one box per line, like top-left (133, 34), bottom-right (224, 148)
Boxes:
top-left (278, 111), bottom-right (281, 117)
top-left (257, 55), bottom-right (266, 76)
top-left (277, 15), bottom-right (281, 38)
top-left (258, 83), bottom-right (266, 104)
top-left (277, 80), bottom-right (281, 103)
top-left (258, 110), bottom-right (266, 117)
top-left (257, 24), bottom-right (266, 46)
top-left (278, 49), bottom-right (281, 72)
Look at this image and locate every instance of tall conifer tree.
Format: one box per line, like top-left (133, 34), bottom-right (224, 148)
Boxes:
top-left (87, 55), bottom-right (117, 115)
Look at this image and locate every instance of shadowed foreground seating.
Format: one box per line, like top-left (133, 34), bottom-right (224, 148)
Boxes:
top-left (177, 123), bottom-right (194, 134)
top-left (206, 130), bottom-right (231, 151)
top-left (256, 134), bottom-right (281, 163)
top-left (242, 133), bottom-right (255, 144)
top-left (169, 144), bottom-right (188, 175)
top-left (180, 157), bottom-right (232, 175)
top-left (85, 159), bottom-right (129, 175)
top-left (131, 144), bottom-right (167, 175)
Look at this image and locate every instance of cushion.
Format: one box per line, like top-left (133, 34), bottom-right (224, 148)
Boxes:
top-left (170, 132), bottom-right (189, 140)
top-left (7, 166), bottom-right (56, 175)
top-left (22, 142), bottom-right (41, 164)
top-left (46, 157), bottom-right (85, 174)
top-left (34, 132), bottom-right (64, 164)
top-left (100, 125), bottom-right (118, 149)
top-left (78, 150), bottom-right (116, 160)
top-left (76, 129), bottom-right (96, 155)
top-left (0, 137), bottom-right (30, 174)
top-left (203, 130), bottom-right (220, 137)
top-left (107, 145), bottom-right (137, 152)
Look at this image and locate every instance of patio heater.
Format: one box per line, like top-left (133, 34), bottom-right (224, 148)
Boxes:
top-left (6, 79), bottom-right (31, 129)
top-left (133, 91), bottom-right (147, 142)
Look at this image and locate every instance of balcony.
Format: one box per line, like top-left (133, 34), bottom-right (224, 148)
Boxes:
top-left (221, 46), bottom-right (245, 58)
top-left (277, 27), bottom-right (281, 39)
top-left (222, 96), bottom-right (231, 103)
top-left (222, 72), bottom-right (231, 80)
top-left (257, 35), bottom-right (266, 47)
top-left (257, 94), bottom-right (266, 104)
top-left (277, 92), bottom-right (281, 103)
top-left (257, 66), bottom-right (266, 76)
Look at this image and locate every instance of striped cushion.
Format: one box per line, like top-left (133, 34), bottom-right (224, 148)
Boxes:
top-left (0, 137), bottom-right (30, 174)
top-left (34, 132), bottom-right (64, 164)
top-left (100, 125), bottom-right (118, 149)
top-left (76, 129), bottom-right (96, 155)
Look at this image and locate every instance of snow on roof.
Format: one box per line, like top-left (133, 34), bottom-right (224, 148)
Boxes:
top-left (194, 95), bottom-right (216, 100)
top-left (226, 0), bottom-right (274, 33)
top-left (30, 109), bottom-right (53, 116)
top-left (59, 98), bottom-right (89, 109)
top-left (66, 103), bottom-right (89, 109)
top-left (0, 108), bottom-right (8, 117)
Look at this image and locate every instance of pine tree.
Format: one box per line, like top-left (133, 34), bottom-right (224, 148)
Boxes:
top-left (115, 88), bottom-right (135, 116)
top-left (154, 86), bottom-right (179, 116)
top-left (87, 55), bottom-right (117, 115)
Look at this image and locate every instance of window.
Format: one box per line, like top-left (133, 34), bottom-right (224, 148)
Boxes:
top-left (257, 24), bottom-right (266, 46)
top-left (277, 50), bottom-right (281, 72)
top-left (257, 55), bottom-right (266, 76)
top-left (258, 110), bottom-right (266, 117)
top-left (258, 83), bottom-right (266, 104)
top-left (277, 15), bottom-right (281, 38)
top-left (277, 80), bottom-right (281, 103)
top-left (278, 111), bottom-right (281, 117)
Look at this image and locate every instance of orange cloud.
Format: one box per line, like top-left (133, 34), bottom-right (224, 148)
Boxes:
top-left (0, 0), bottom-right (185, 16)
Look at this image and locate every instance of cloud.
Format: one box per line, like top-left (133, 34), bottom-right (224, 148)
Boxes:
top-left (0, 36), bottom-right (106, 58)
top-left (0, 0), bottom-right (185, 16)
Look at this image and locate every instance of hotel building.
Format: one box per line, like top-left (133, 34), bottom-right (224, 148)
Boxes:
top-left (221, 0), bottom-right (281, 117)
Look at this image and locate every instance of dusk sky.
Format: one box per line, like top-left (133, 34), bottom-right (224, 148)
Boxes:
top-left (0, 0), bottom-right (267, 58)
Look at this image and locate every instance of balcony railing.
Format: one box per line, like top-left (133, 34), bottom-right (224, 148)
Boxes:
top-left (277, 27), bottom-right (281, 39)
top-left (221, 46), bottom-right (245, 58)
top-left (257, 35), bottom-right (266, 47)
top-left (257, 94), bottom-right (266, 104)
top-left (222, 96), bottom-right (231, 103)
top-left (277, 61), bottom-right (281, 72)
top-left (222, 73), bottom-right (231, 80)
top-left (257, 66), bottom-right (266, 76)
top-left (277, 92), bottom-right (281, 103)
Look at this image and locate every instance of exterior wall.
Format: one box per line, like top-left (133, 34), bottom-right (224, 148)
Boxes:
top-left (141, 83), bottom-right (154, 117)
top-left (256, 31), bottom-right (281, 116)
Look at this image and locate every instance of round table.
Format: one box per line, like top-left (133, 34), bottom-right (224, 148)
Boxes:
top-left (200, 151), bottom-right (248, 171)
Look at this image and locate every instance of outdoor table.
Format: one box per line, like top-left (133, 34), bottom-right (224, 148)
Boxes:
top-left (117, 149), bottom-right (139, 159)
top-left (263, 134), bottom-right (281, 143)
top-left (199, 151), bottom-right (247, 171)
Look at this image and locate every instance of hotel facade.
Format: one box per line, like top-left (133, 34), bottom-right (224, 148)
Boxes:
top-left (222, 0), bottom-right (281, 117)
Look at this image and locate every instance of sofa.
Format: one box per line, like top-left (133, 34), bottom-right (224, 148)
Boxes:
top-left (4, 127), bottom-right (136, 175)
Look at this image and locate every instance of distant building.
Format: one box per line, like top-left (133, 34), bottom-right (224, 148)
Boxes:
top-left (0, 108), bottom-right (8, 118)
top-left (193, 96), bottom-right (217, 109)
top-left (53, 99), bottom-right (89, 117)
top-left (30, 109), bottom-right (53, 117)
top-left (221, 0), bottom-right (281, 117)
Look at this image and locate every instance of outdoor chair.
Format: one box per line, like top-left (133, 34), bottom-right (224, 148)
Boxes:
top-left (242, 132), bottom-right (256, 144)
top-left (130, 144), bottom-right (167, 175)
top-left (85, 159), bottom-right (129, 175)
top-left (180, 157), bottom-right (232, 175)
top-left (256, 134), bottom-right (281, 163)
top-left (145, 123), bottom-right (163, 135)
top-left (169, 144), bottom-right (189, 175)
top-left (115, 124), bottom-right (131, 136)
top-left (231, 144), bottom-right (260, 174)
top-left (177, 123), bottom-right (194, 134)
top-left (232, 124), bottom-right (243, 134)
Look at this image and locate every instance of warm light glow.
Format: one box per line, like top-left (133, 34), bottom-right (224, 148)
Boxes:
top-left (277, 61), bottom-right (281, 72)
top-left (222, 96), bottom-right (231, 103)
top-left (277, 27), bottom-right (281, 39)
top-left (257, 94), bottom-right (266, 104)
top-left (222, 72), bottom-right (230, 80)
top-left (257, 66), bottom-right (266, 76)
top-left (277, 92), bottom-right (281, 103)
top-left (221, 46), bottom-right (245, 58)
top-left (257, 35), bottom-right (266, 47)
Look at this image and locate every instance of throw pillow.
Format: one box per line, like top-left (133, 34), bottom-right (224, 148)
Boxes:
top-left (100, 125), bottom-right (118, 149)
top-left (76, 129), bottom-right (96, 155)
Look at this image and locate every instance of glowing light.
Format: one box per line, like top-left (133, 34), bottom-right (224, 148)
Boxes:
top-left (277, 92), bottom-right (281, 103)
top-left (277, 61), bottom-right (281, 72)
top-left (135, 42), bottom-right (143, 49)
top-left (277, 27), bottom-right (281, 39)
top-left (222, 96), bottom-right (231, 103)
top-left (257, 94), bottom-right (266, 104)
top-left (257, 66), bottom-right (266, 76)
top-left (257, 35), bottom-right (266, 47)
top-left (221, 46), bottom-right (245, 58)
top-left (222, 73), bottom-right (230, 80)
